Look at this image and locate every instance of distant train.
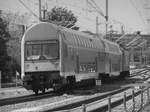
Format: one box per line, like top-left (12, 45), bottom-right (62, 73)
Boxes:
top-left (21, 22), bottom-right (130, 94)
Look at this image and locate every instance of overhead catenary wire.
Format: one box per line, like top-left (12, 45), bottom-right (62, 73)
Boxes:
top-left (18, 0), bottom-right (128, 34)
top-left (18, 0), bottom-right (106, 33)
top-left (19, 0), bottom-right (95, 30)
top-left (18, 0), bottom-right (39, 20)
top-left (129, 0), bottom-right (147, 29)
top-left (90, 0), bottom-right (105, 18)
top-left (46, 0), bottom-right (92, 13)
top-left (86, 0), bottom-right (105, 19)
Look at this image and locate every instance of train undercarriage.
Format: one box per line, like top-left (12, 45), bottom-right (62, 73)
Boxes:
top-left (23, 71), bottom-right (61, 94)
top-left (23, 71), bottom-right (129, 94)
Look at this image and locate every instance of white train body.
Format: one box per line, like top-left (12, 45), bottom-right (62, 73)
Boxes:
top-left (21, 22), bottom-right (129, 93)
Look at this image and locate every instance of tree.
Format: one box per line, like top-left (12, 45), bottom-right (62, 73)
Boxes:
top-left (1, 11), bottom-right (26, 78)
top-left (0, 16), bottom-right (10, 71)
top-left (45, 7), bottom-right (79, 30)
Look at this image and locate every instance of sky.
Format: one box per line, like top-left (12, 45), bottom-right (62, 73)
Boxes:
top-left (0, 0), bottom-right (149, 34)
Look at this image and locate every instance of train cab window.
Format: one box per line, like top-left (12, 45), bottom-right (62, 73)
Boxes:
top-left (25, 40), bottom-right (59, 60)
top-left (26, 44), bottom-right (41, 60)
top-left (32, 45), bottom-right (41, 56)
top-left (43, 42), bottom-right (59, 59)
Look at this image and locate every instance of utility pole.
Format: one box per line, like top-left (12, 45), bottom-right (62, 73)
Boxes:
top-left (96, 16), bottom-right (99, 36)
top-left (144, 0), bottom-right (150, 33)
top-left (39, 0), bottom-right (42, 21)
top-left (42, 8), bottom-right (47, 20)
top-left (105, 0), bottom-right (108, 35)
top-left (42, 2), bottom-right (48, 21)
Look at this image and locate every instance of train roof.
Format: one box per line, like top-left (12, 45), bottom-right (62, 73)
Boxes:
top-left (60, 25), bottom-right (104, 51)
top-left (101, 38), bottom-right (122, 55)
top-left (23, 22), bottom-right (105, 51)
top-left (22, 22), bottom-right (121, 55)
top-left (23, 22), bottom-right (59, 41)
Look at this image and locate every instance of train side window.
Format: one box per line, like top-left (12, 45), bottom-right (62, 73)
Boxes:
top-left (61, 34), bottom-right (68, 57)
top-left (74, 34), bottom-right (78, 46)
top-left (85, 39), bottom-right (88, 48)
top-left (76, 36), bottom-right (81, 47)
top-left (78, 36), bottom-right (82, 47)
top-left (86, 39), bottom-right (90, 48)
top-left (80, 37), bottom-right (84, 47)
top-left (89, 39), bottom-right (92, 48)
top-left (76, 55), bottom-right (79, 73)
top-left (84, 38), bottom-right (88, 48)
top-left (83, 38), bottom-right (87, 47)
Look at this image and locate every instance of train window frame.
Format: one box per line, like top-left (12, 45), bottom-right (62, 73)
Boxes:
top-left (25, 40), bottom-right (59, 61)
top-left (42, 42), bottom-right (59, 60)
top-left (25, 43), bottom-right (42, 60)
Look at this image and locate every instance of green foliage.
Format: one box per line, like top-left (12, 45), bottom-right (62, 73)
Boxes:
top-left (45, 7), bottom-right (79, 30)
top-left (0, 17), bottom-right (10, 71)
top-left (0, 11), bottom-right (27, 82)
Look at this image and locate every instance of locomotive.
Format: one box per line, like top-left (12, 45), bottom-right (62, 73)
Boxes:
top-left (21, 22), bottom-right (130, 94)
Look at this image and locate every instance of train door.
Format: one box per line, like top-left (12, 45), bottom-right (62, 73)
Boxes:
top-left (76, 54), bottom-right (79, 73)
top-left (105, 53), bottom-right (110, 74)
top-left (97, 52), bottom-right (105, 73)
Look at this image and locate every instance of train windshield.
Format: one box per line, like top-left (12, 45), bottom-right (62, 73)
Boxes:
top-left (25, 40), bottom-right (59, 60)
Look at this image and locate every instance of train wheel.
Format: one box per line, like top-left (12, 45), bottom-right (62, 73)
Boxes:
top-left (42, 88), bottom-right (45, 94)
top-left (53, 84), bottom-right (62, 92)
top-left (34, 89), bottom-right (39, 95)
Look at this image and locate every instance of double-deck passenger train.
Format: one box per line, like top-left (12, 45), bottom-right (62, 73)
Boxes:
top-left (21, 22), bottom-right (130, 94)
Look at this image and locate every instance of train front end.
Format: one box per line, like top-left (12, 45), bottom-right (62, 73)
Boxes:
top-left (21, 23), bottom-right (61, 94)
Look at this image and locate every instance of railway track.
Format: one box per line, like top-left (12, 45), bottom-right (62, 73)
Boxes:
top-left (57, 86), bottom-right (145, 112)
top-left (44, 69), bottom-right (150, 112)
top-left (127, 68), bottom-right (150, 84)
top-left (0, 91), bottom-right (61, 106)
top-left (1, 68), bottom-right (150, 111)
top-left (130, 68), bottom-right (150, 77)
top-left (44, 87), bottom-right (131, 112)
